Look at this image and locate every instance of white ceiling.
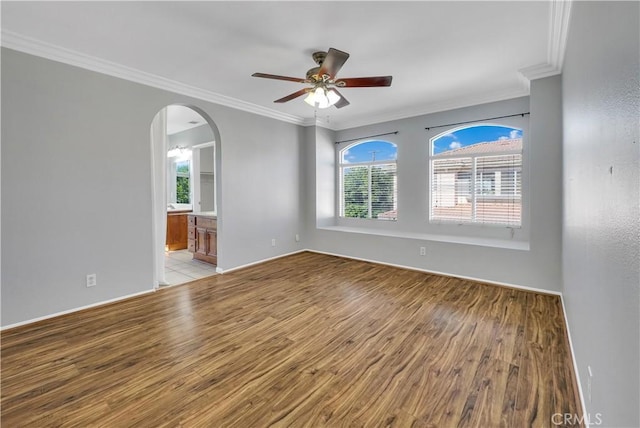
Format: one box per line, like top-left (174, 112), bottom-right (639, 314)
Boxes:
top-left (165, 105), bottom-right (207, 135)
top-left (1, 1), bottom-right (569, 130)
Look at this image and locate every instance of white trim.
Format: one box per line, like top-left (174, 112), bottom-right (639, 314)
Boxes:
top-left (216, 249), bottom-right (307, 274)
top-left (0, 30), bottom-right (305, 126)
top-left (560, 294), bottom-right (590, 427)
top-left (306, 248), bottom-right (560, 296)
top-left (519, 62), bottom-right (562, 81)
top-left (548, 0), bottom-right (573, 71)
top-left (0, 289), bottom-right (155, 331)
top-left (318, 225), bottom-right (530, 251)
top-left (518, 0), bottom-right (572, 83)
top-left (192, 141), bottom-right (215, 149)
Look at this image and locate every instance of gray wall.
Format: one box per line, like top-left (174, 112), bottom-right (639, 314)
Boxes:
top-left (1, 48), bottom-right (304, 326)
top-left (562, 2), bottom-right (640, 426)
top-left (305, 79), bottom-right (563, 292)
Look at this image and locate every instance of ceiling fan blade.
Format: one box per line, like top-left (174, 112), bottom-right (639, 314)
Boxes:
top-left (331, 89), bottom-right (350, 109)
top-left (252, 72), bottom-right (307, 83)
top-left (335, 76), bottom-right (393, 87)
top-left (318, 48), bottom-right (350, 80)
top-left (274, 88), bottom-right (309, 103)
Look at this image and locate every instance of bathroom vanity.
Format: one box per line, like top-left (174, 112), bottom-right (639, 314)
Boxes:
top-left (187, 212), bottom-right (217, 265)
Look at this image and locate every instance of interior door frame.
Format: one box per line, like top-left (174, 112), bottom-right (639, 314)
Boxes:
top-left (150, 104), bottom-right (223, 287)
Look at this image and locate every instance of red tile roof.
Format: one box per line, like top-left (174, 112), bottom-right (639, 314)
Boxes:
top-left (434, 138), bottom-right (522, 156)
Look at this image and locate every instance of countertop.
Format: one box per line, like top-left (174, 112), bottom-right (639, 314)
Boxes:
top-left (189, 211), bottom-right (217, 219)
top-left (167, 203), bottom-right (193, 213)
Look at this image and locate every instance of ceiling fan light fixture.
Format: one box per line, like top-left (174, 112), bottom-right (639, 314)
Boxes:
top-left (304, 86), bottom-right (340, 109)
top-left (326, 89), bottom-right (340, 106)
top-left (252, 47), bottom-right (391, 109)
top-left (303, 91), bottom-right (316, 107)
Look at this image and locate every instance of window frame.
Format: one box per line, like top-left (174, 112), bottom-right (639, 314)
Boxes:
top-left (168, 157), bottom-right (193, 206)
top-left (337, 140), bottom-right (398, 221)
top-left (429, 124), bottom-right (524, 228)
top-left (175, 159), bottom-right (191, 204)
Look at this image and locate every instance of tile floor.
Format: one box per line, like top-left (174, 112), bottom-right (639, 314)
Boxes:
top-left (164, 249), bottom-right (217, 286)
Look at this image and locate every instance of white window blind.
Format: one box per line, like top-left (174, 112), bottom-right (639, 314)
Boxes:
top-left (474, 154), bottom-right (521, 225)
top-left (431, 157), bottom-right (473, 222)
top-left (430, 143), bottom-right (522, 226)
top-left (342, 165), bottom-right (369, 218)
top-left (339, 141), bottom-right (397, 220)
top-left (371, 163), bottom-right (397, 219)
top-left (341, 163), bottom-right (397, 220)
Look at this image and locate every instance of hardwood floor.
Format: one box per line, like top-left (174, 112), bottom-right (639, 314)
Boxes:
top-left (1, 252), bottom-right (582, 427)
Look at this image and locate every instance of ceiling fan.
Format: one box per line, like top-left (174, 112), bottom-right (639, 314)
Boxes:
top-left (252, 48), bottom-right (392, 109)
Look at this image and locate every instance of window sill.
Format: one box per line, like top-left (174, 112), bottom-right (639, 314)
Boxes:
top-left (317, 225), bottom-right (530, 251)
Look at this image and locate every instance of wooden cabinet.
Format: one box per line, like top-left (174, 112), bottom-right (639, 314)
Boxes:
top-left (206, 229), bottom-right (217, 258)
top-left (166, 211), bottom-right (190, 251)
top-left (188, 214), bottom-right (217, 265)
top-left (195, 227), bottom-right (208, 257)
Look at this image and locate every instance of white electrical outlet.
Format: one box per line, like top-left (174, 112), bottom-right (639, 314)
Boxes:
top-left (295, 234), bottom-right (300, 242)
top-left (419, 247), bottom-right (426, 256)
top-left (86, 273), bottom-right (97, 287)
top-left (271, 238), bottom-right (276, 247)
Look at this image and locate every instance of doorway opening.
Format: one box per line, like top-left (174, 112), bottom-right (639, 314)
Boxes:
top-left (150, 105), bottom-right (221, 288)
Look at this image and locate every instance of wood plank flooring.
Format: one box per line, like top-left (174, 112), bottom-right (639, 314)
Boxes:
top-left (1, 252), bottom-right (582, 427)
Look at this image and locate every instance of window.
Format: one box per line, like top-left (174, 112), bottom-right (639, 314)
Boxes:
top-left (339, 140), bottom-right (397, 220)
top-left (430, 125), bottom-right (522, 226)
top-left (175, 160), bottom-right (191, 203)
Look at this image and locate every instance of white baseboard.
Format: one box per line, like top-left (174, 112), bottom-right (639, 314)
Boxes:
top-left (1, 288), bottom-right (155, 331)
top-left (560, 294), bottom-right (589, 427)
top-left (216, 249), bottom-right (307, 274)
top-left (306, 248), bottom-right (562, 296)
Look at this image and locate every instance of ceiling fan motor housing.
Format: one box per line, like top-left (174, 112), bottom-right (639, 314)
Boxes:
top-left (312, 51), bottom-right (327, 65)
top-left (307, 51), bottom-right (328, 81)
top-left (306, 67), bottom-right (321, 81)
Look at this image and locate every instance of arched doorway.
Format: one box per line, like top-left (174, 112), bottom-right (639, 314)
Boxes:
top-left (150, 104), bottom-right (222, 288)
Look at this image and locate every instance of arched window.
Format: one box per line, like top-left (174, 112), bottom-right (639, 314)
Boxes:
top-left (339, 140), bottom-right (397, 220)
top-left (430, 125), bottom-right (522, 226)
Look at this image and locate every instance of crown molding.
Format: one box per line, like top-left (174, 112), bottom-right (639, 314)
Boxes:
top-left (0, 30), bottom-right (307, 126)
top-left (518, 0), bottom-right (572, 83)
top-left (300, 115), bottom-right (336, 128)
top-left (548, 0), bottom-right (573, 71)
top-left (519, 62), bottom-right (562, 81)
